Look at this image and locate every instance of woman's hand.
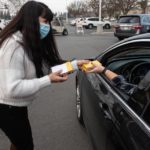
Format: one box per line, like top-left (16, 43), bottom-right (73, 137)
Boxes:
top-left (77, 60), bottom-right (90, 69)
top-left (49, 71), bottom-right (68, 83)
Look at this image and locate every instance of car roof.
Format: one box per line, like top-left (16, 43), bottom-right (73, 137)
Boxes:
top-left (118, 33), bottom-right (150, 43)
top-left (96, 33), bottom-right (150, 60)
top-left (120, 14), bottom-right (150, 17)
top-left (103, 33), bottom-right (150, 54)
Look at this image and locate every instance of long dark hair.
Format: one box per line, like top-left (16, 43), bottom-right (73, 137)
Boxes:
top-left (0, 1), bottom-right (64, 77)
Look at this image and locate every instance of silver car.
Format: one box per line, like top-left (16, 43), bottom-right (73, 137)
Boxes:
top-left (114, 14), bottom-right (150, 40)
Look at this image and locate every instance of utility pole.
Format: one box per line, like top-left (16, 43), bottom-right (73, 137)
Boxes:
top-left (99, 0), bottom-right (101, 22)
top-left (97, 0), bottom-right (103, 34)
top-left (66, 0), bottom-right (68, 24)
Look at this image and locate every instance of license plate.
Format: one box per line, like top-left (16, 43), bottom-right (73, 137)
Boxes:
top-left (121, 26), bottom-right (130, 30)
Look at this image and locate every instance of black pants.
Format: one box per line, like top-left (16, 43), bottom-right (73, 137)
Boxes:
top-left (0, 104), bottom-right (34, 150)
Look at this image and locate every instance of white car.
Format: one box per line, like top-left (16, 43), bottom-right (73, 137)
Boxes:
top-left (82, 17), bottom-right (111, 29)
top-left (0, 19), bottom-right (6, 31)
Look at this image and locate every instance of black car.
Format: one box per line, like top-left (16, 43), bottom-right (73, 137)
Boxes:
top-left (114, 14), bottom-right (150, 40)
top-left (75, 34), bottom-right (150, 150)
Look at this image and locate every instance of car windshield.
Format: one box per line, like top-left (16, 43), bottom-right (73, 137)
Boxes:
top-left (119, 16), bottom-right (140, 24)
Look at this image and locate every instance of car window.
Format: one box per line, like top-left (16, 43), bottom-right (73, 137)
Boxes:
top-left (52, 19), bottom-right (60, 26)
top-left (128, 90), bottom-right (149, 115)
top-left (142, 16), bottom-right (150, 24)
top-left (88, 18), bottom-right (98, 21)
top-left (119, 16), bottom-right (140, 23)
top-left (88, 18), bottom-right (93, 21)
top-left (101, 45), bottom-right (150, 115)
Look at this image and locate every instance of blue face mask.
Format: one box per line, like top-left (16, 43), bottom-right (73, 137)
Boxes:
top-left (40, 23), bottom-right (50, 39)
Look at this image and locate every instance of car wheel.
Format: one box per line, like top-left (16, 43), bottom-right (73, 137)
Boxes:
top-left (76, 81), bottom-right (84, 125)
top-left (62, 29), bottom-right (68, 35)
top-left (88, 24), bottom-right (93, 29)
top-left (104, 24), bottom-right (111, 29)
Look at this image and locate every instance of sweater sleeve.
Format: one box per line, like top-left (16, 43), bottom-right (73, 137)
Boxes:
top-left (1, 39), bottom-right (51, 98)
top-left (71, 60), bottom-right (79, 70)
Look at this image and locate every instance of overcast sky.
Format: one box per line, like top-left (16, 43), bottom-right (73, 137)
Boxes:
top-left (36, 0), bottom-right (75, 12)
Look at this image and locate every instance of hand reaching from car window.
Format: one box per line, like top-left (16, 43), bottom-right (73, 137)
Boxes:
top-left (85, 61), bottom-right (118, 80)
top-left (85, 62), bottom-right (105, 73)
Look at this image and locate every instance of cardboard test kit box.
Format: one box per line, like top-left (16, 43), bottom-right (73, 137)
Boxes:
top-left (51, 60), bottom-right (101, 74)
top-left (51, 62), bottom-right (74, 74)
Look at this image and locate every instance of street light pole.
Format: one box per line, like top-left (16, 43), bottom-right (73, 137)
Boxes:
top-left (66, 0), bottom-right (68, 24)
top-left (97, 0), bottom-right (103, 33)
top-left (99, 0), bottom-right (101, 22)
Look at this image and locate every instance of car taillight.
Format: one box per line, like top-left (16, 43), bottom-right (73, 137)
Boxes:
top-left (132, 25), bottom-right (142, 30)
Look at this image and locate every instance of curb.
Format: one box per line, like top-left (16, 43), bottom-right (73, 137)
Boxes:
top-left (91, 32), bottom-right (113, 35)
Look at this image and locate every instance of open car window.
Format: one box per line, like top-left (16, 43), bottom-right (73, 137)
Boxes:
top-left (99, 45), bottom-right (150, 116)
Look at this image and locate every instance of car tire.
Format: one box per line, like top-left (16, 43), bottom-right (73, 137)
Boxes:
top-left (88, 24), bottom-right (93, 29)
top-left (62, 29), bottom-right (68, 35)
top-left (104, 24), bottom-right (111, 29)
top-left (76, 81), bottom-right (84, 125)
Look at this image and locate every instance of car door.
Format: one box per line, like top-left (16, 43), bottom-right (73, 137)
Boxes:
top-left (96, 41), bottom-right (150, 150)
top-left (80, 72), bottom-right (117, 150)
top-left (94, 18), bottom-right (99, 26)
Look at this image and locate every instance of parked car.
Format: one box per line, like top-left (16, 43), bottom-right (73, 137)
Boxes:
top-left (51, 17), bottom-right (68, 35)
top-left (114, 14), bottom-right (150, 40)
top-left (82, 17), bottom-right (111, 29)
top-left (75, 33), bottom-right (150, 150)
top-left (0, 19), bottom-right (6, 31)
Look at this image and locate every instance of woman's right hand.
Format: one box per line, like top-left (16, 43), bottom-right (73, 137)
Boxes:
top-left (49, 71), bottom-right (68, 83)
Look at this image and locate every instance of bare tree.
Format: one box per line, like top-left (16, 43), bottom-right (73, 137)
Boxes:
top-left (116, 0), bottom-right (137, 15)
top-left (136, 0), bottom-right (149, 13)
top-left (102, 0), bottom-right (121, 19)
top-left (7, 0), bottom-right (27, 11)
top-left (0, 0), bottom-right (27, 15)
top-left (67, 1), bottom-right (89, 17)
top-left (88, 0), bottom-right (99, 16)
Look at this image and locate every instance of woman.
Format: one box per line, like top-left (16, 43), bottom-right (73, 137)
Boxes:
top-left (0, 1), bottom-right (87, 150)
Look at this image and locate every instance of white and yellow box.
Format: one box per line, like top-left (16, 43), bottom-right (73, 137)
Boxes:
top-left (51, 62), bottom-right (74, 74)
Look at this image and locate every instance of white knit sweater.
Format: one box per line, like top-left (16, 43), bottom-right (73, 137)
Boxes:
top-left (0, 31), bottom-right (78, 106)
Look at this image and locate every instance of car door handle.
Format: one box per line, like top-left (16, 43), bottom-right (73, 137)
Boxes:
top-left (99, 83), bottom-right (108, 94)
top-left (99, 102), bottom-right (111, 120)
